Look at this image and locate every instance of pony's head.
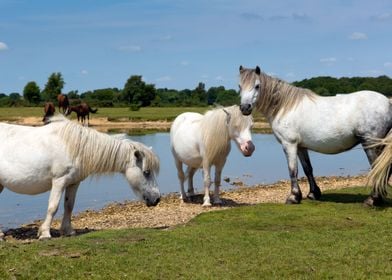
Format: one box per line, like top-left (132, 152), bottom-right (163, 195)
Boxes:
top-left (223, 106), bottom-right (255, 157)
top-left (123, 141), bottom-right (161, 207)
top-left (238, 65), bottom-right (262, 115)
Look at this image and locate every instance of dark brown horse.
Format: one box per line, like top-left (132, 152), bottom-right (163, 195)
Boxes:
top-left (42, 102), bottom-right (56, 124)
top-left (57, 94), bottom-right (70, 114)
top-left (66, 102), bottom-right (98, 126)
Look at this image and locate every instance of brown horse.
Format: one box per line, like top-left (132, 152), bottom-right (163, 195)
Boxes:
top-left (57, 94), bottom-right (70, 114)
top-left (66, 102), bottom-right (98, 126)
top-left (42, 102), bottom-right (56, 124)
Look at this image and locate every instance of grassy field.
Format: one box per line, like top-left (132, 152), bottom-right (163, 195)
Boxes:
top-left (1, 187), bottom-right (392, 279)
top-left (0, 106), bottom-right (267, 122)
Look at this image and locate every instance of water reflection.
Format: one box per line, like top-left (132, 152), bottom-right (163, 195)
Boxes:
top-left (0, 133), bottom-right (369, 229)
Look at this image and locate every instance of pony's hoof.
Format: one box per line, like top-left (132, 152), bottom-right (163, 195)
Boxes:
top-left (0, 231), bottom-right (4, 241)
top-left (363, 196), bottom-right (384, 207)
top-left (307, 192), bottom-right (321, 200)
top-left (202, 203), bottom-right (212, 207)
top-left (38, 235), bottom-right (52, 241)
top-left (285, 194), bottom-right (302, 204)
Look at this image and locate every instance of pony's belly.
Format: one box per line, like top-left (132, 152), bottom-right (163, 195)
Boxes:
top-left (302, 136), bottom-right (359, 154)
top-left (3, 179), bottom-right (52, 195)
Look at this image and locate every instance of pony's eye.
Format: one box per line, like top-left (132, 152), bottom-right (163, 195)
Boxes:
top-left (255, 84), bottom-right (260, 90)
top-left (143, 170), bottom-right (151, 178)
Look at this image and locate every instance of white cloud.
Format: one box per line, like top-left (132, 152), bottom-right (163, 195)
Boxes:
top-left (156, 76), bottom-right (172, 82)
top-left (215, 75), bottom-right (224, 81)
top-left (372, 13), bottom-right (392, 21)
top-left (348, 32), bottom-right (367, 40)
top-left (117, 45), bottom-right (142, 52)
top-left (320, 57), bottom-right (337, 65)
top-left (180, 60), bottom-right (189, 66)
top-left (384, 62), bottom-right (392, 68)
top-left (286, 72), bottom-right (295, 78)
top-left (161, 35), bottom-right (173, 41)
top-left (0, 42), bottom-right (8, 51)
top-left (81, 69), bottom-right (88, 75)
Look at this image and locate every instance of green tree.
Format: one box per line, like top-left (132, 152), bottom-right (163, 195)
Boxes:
top-left (42, 72), bottom-right (65, 101)
top-left (121, 75), bottom-right (156, 106)
top-left (191, 82), bottom-right (207, 105)
top-left (23, 81), bottom-right (41, 104)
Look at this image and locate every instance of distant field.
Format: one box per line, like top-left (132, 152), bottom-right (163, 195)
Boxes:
top-left (0, 106), bottom-right (266, 122)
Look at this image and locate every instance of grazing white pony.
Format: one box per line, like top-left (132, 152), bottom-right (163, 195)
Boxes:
top-left (238, 66), bottom-right (392, 206)
top-left (170, 105), bottom-right (255, 206)
top-left (0, 116), bottom-right (160, 240)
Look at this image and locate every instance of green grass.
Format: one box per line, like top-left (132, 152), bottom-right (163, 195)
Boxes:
top-left (0, 106), bottom-right (267, 122)
top-left (1, 187), bottom-right (392, 279)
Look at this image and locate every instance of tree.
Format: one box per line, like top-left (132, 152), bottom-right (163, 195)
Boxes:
top-left (191, 82), bottom-right (207, 105)
top-left (42, 72), bottom-right (65, 101)
top-left (23, 81), bottom-right (41, 104)
top-left (121, 75), bottom-right (156, 106)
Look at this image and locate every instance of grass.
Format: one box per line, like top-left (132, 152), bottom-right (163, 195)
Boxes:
top-left (1, 187), bottom-right (392, 279)
top-left (0, 106), bottom-right (267, 122)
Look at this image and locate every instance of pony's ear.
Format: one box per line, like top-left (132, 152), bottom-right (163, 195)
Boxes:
top-left (222, 108), bottom-right (231, 125)
top-left (255, 66), bottom-right (261, 75)
top-left (239, 65), bottom-right (244, 73)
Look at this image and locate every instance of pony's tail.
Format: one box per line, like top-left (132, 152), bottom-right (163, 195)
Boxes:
top-left (367, 135), bottom-right (392, 198)
top-left (89, 106), bottom-right (98, 113)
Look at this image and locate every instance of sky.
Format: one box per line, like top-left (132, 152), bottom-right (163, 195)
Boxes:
top-left (0, 0), bottom-right (392, 94)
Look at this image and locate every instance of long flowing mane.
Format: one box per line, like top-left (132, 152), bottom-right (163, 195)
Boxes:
top-left (240, 68), bottom-right (317, 118)
top-left (51, 116), bottom-right (159, 178)
top-left (200, 105), bottom-right (252, 163)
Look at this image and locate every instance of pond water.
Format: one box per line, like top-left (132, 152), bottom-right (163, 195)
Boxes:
top-left (0, 133), bottom-right (369, 229)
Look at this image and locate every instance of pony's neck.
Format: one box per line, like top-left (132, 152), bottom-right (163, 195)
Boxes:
top-left (256, 73), bottom-right (315, 120)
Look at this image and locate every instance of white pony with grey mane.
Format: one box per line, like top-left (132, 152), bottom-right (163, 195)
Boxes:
top-left (170, 105), bottom-right (255, 206)
top-left (0, 115), bottom-right (160, 240)
top-left (239, 66), bottom-right (392, 206)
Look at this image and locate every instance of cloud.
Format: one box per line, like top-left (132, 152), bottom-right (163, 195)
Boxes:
top-left (81, 70), bottom-right (88, 75)
top-left (180, 60), bottom-right (189, 66)
top-left (117, 45), bottom-right (142, 52)
top-left (156, 76), bottom-right (172, 82)
top-left (384, 62), bottom-right (392, 68)
top-left (240, 12), bottom-right (263, 21)
top-left (320, 57), bottom-right (337, 65)
top-left (348, 32), bottom-right (367, 40)
top-left (0, 42), bottom-right (8, 51)
top-left (371, 13), bottom-right (392, 21)
top-left (292, 13), bottom-right (311, 22)
top-left (215, 75), bottom-right (224, 81)
top-left (161, 35), bottom-right (173, 41)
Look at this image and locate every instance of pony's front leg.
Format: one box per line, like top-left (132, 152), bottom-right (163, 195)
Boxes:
top-left (174, 158), bottom-right (187, 201)
top-left (283, 143), bottom-right (302, 204)
top-left (187, 167), bottom-right (197, 196)
top-left (298, 148), bottom-right (321, 200)
top-left (38, 178), bottom-right (66, 240)
top-left (60, 183), bottom-right (80, 236)
top-left (212, 163), bottom-right (224, 205)
top-left (202, 163), bottom-right (212, 207)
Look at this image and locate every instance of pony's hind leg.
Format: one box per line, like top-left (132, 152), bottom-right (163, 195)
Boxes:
top-left (187, 167), bottom-right (197, 196)
top-left (60, 183), bottom-right (80, 236)
top-left (174, 158), bottom-right (187, 201)
top-left (298, 148), bottom-right (321, 200)
top-left (363, 143), bottom-right (386, 206)
top-left (283, 143), bottom-right (303, 204)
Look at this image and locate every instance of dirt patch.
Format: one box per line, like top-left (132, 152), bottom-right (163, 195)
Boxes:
top-left (3, 175), bottom-right (368, 242)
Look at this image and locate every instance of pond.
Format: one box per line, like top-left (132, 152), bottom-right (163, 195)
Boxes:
top-left (0, 133), bottom-right (369, 229)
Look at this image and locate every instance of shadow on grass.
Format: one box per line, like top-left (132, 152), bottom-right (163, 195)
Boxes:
top-left (4, 226), bottom-right (95, 241)
top-left (184, 194), bottom-right (251, 207)
top-left (320, 192), bottom-right (392, 207)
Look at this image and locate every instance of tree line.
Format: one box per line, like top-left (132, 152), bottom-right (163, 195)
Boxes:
top-left (1, 72), bottom-right (392, 108)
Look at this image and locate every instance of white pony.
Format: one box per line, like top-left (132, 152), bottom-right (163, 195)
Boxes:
top-left (170, 105), bottom-right (255, 206)
top-left (0, 116), bottom-right (160, 240)
top-left (239, 66), bottom-right (392, 206)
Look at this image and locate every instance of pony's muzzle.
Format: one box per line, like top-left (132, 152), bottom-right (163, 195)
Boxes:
top-left (240, 104), bottom-right (252, 115)
top-left (241, 141), bottom-right (255, 157)
top-left (144, 195), bottom-right (161, 207)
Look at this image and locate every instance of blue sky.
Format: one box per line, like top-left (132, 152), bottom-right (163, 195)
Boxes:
top-left (1, 0), bottom-right (392, 94)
